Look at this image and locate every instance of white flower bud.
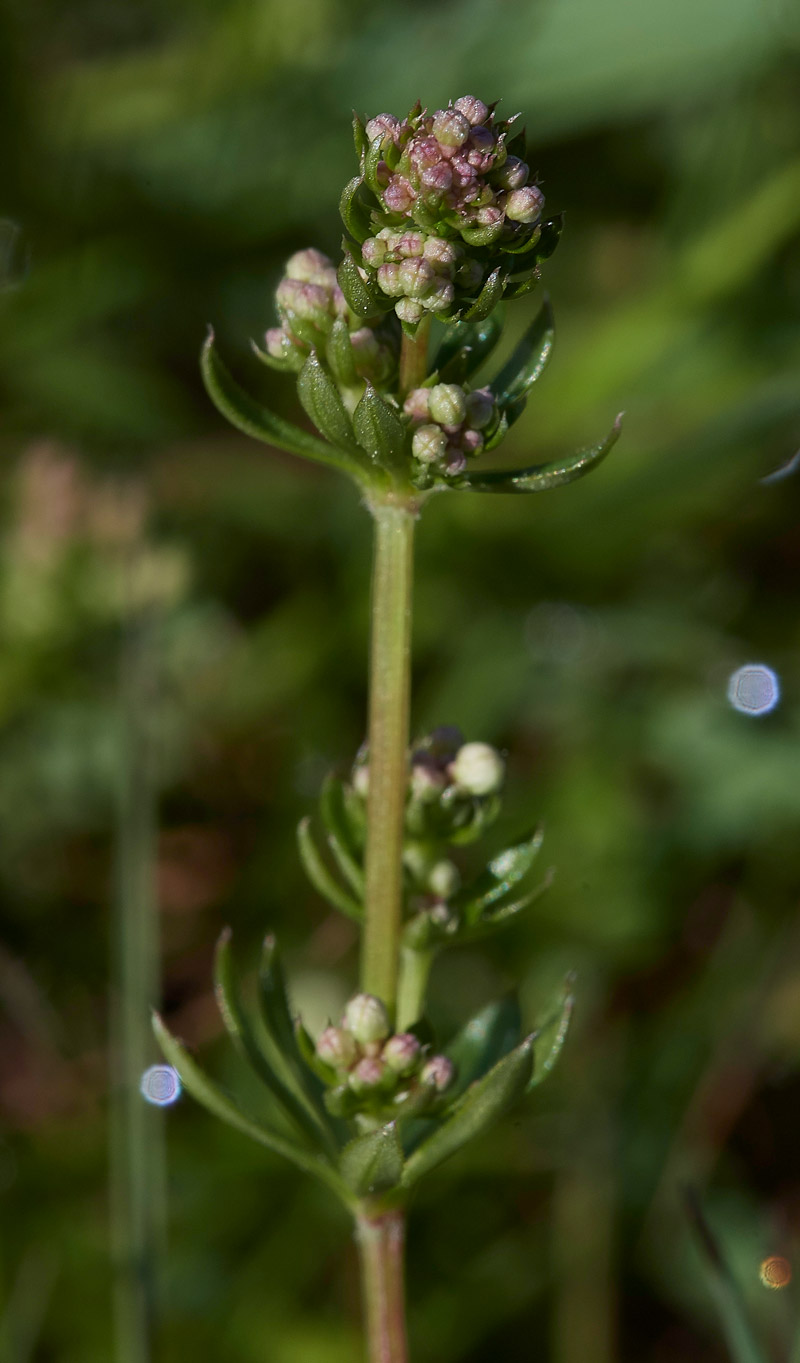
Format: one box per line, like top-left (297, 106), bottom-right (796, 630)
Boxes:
top-left (422, 278), bottom-right (454, 313)
top-left (352, 762), bottom-right (369, 797)
top-left (376, 262), bottom-right (405, 297)
top-left (316, 1025), bottom-right (358, 1071)
top-left (428, 384), bottom-right (467, 426)
top-left (427, 859), bottom-right (460, 899)
top-left (284, 247), bottom-right (334, 283)
top-left (395, 297), bottom-right (424, 323)
top-left (450, 741), bottom-right (505, 796)
top-left (398, 258), bottom-right (436, 298)
top-left (505, 185), bottom-right (545, 224)
top-left (412, 425), bottom-right (447, 465)
top-left (421, 1055), bottom-right (455, 1092)
top-left (362, 236), bottom-right (388, 268)
top-left (382, 1033), bottom-right (422, 1076)
top-left (422, 236), bottom-right (459, 268)
top-left (343, 993), bottom-right (390, 1045)
top-left (433, 108), bottom-right (471, 148)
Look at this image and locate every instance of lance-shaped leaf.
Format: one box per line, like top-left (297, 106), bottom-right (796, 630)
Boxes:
top-left (462, 267), bottom-right (505, 323)
top-left (435, 311), bottom-right (504, 384)
top-left (152, 1013), bottom-right (351, 1203)
top-left (364, 135), bottom-right (385, 194)
top-left (462, 413), bottom-right (623, 493)
top-left (337, 249), bottom-right (388, 318)
top-left (490, 299), bottom-right (554, 408)
top-left (340, 175), bottom-right (372, 244)
top-left (297, 817), bottom-right (363, 920)
top-left (340, 1123), bottom-right (404, 1196)
top-left (502, 270), bottom-right (541, 302)
top-left (294, 1017), bottom-right (337, 1086)
top-left (201, 331), bottom-right (367, 482)
top-left (455, 827), bottom-right (544, 925)
top-left (213, 929), bottom-right (336, 1154)
top-left (528, 978), bottom-right (574, 1090)
top-left (461, 222), bottom-right (504, 249)
top-left (353, 385), bottom-right (408, 474)
top-left (463, 870), bottom-right (555, 942)
top-left (297, 352), bottom-right (361, 455)
top-left (445, 996), bottom-right (522, 1100)
top-left (257, 935), bottom-right (338, 1137)
top-left (402, 1035), bottom-right (534, 1186)
top-left (326, 318), bottom-right (358, 388)
top-left (352, 112), bottom-right (368, 160)
top-left (320, 774), bottom-right (365, 895)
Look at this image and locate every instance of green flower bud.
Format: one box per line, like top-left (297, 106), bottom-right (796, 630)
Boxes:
top-left (398, 257), bottom-right (436, 298)
top-left (316, 1025), bottom-right (359, 1071)
top-left (362, 236), bottom-right (388, 268)
top-left (432, 108), bottom-right (471, 148)
top-left (428, 384), bottom-right (467, 426)
top-left (505, 185), bottom-right (545, 224)
top-left (422, 236), bottom-right (460, 268)
top-left (412, 424), bottom-right (447, 464)
top-left (450, 741), bottom-right (505, 795)
top-left (382, 1033), bottom-right (422, 1076)
top-left (343, 993), bottom-right (390, 1045)
top-left (376, 262), bottom-right (405, 297)
top-left (395, 297), bottom-right (424, 323)
top-left (422, 278), bottom-right (455, 313)
top-left (396, 231), bottom-right (426, 258)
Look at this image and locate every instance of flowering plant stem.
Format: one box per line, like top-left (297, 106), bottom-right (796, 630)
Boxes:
top-left (356, 1207), bottom-right (410, 1363)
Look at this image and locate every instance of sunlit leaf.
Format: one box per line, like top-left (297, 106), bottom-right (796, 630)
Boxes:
top-left (352, 384), bottom-right (408, 473)
top-left (462, 267), bottom-right (505, 323)
top-left (455, 827), bottom-right (544, 924)
top-left (340, 1123), bottom-right (404, 1196)
top-left (296, 352), bottom-right (361, 454)
top-left (462, 413), bottom-right (623, 493)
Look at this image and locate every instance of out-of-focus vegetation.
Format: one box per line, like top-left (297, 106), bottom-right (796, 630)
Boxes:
top-left (1, 0), bottom-right (799, 1359)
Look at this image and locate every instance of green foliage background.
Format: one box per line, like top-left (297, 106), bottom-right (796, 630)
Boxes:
top-left (1, 0), bottom-right (799, 1358)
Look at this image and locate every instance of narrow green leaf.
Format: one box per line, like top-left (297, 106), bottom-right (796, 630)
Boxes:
top-left (213, 929), bottom-right (334, 1152)
top-left (352, 112), bottom-right (368, 161)
top-left (325, 318), bottom-right (358, 388)
top-left (402, 1036), bottom-right (534, 1186)
top-left (461, 222), bottom-right (504, 248)
top-left (337, 250), bottom-right (387, 318)
top-left (445, 997), bottom-right (522, 1099)
top-left (462, 413), bottom-right (623, 493)
top-left (257, 934), bottom-right (337, 1136)
top-left (462, 267), bottom-right (505, 323)
top-left (535, 213), bottom-right (564, 262)
top-left (295, 1018), bottom-right (337, 1085)
top-left (297, 817), bottom-right (363, 920)
top-left (482, 409), bottom-right (509, 453)
top-left (320, 774), bottom-right (365, 895)
top-left (364, 135), bottom-right (385, 194)
top-left (528, 978), bottom-right (573, 1089)
top-left (340, 175), bottom-right (372, 245)
top-left (352, 385), bottom-right (408, 472)
top-left (435, 312), bottom-right (504, 384)
top-left (250, 339), bottom-right (303, 374)
top-left (340, 1123), bottom-right (404, 1196)
top-left (152, 1013), bottom-right (350, 1202)
top-left (502, 270), bottom-right (541, 302)
top-left (501, 225), bottom-right (542, 256)
top-left (490, 303), bottom-right (553, 408)
top-left (296, 352), bottom-right (360, 454)
top-left (685, 1190), bottom-right (770, 1363)
top-left (464, 870), bottom-right (555, 941)
top-left (454, 827), bottom-right (544, 924)
top-left (201, 332), bottom-right (365, 482)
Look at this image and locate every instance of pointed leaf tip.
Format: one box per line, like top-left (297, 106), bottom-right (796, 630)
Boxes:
top-left (462, 411), bottom-right (623, 494)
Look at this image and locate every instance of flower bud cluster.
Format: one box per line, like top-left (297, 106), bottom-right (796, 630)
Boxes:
top-left (314, 992), bottom-right (455, 1117)
top-left (364, 96), bottom-right (544, 245)
top-left (362, 228), bottom-right (471, 323)
top-left (263, 247), bottom-right (395, 383)
top-left (403, 382), bottom-right (497, 477)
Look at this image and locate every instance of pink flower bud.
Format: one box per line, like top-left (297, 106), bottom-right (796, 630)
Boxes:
top-left (505, 185), bottom-right (545, 224)
top-left (396, 231), bottom-right (426, 258)
top-left (421, 162), bottom-right (453, 195)
top-left (445, 447), bottom-right (467, 476)
top-left (383, 175), bottom-right (416, 213)
top-left (428, 384), bottom-right (467, 426)
top-left (316, 1025), bottom-right (358, 1071)
top-left (433, 108), bottom-right (471, 148)
top-left (265, 326), bottom-right (293, 360)
top-left (348, 1057), bottom-right (386, 1093)
top-left (409, 136), bottom-right (442, 170)
top-left (453, 95), bottom-right (490, 126)
top-left (276, 279), bottom-right (330, 322)
top-left (421, 1055), bottom-right (455, 1092)
top-left (412, 424), bottom-right (447, 465)
top-left (362, 237), bottom-right (388, 268)
top-left (403, 388), bottom-right (431, 423)
top-left (461, 429), bottom-right (484, 456)
top-left (422, 278), bottom-right (454, 314)
top-left (476, 204), bottom-right (504, 227)
top-left (382, 1033), bottom-right (422, 1076)
top-left (284, 247), bottom-right (334, 283)
top-left (365, 113), bottom-right (401, 145)
top-left (343, 993), bottom-right (390, 1045)
top-left (494, 156), bottom-right (529, 190)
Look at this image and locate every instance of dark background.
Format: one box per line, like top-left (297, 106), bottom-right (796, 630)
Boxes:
top-left (1, 0), bottom-right (799, 1359)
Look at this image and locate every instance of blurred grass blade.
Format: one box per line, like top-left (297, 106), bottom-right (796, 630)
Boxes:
top-left (297, 817), bottom-right (364, 919)
top-left (402, 1036), bottom-right (534, 1186)
top-left (201, 332), bottom-right (367, 482)
top-left (685, 1189), bottom-right (770, 1363)
top-left (340, 1123), bottom-right (404, 1196)
top-left (463, 413), bottom-right (623, 492)
top-left (152, 1014), bottom-right (350, 1202)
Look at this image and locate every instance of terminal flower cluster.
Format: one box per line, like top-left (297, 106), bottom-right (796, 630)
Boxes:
top-left (315, 992), bottom-right (455, 1121)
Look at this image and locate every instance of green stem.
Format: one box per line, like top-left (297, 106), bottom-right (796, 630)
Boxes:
top-left (398, 315), bottom-right (432, 398)
top-left (361, 505), bottom-right (415, 1015)
top-left (356, 1208), bottom-right (409, 1363)
top-left (396, 947), bottom-right (435, 1033)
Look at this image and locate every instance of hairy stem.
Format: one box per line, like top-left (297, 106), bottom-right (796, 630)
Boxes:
top-left (356, 1208), bottom-right (409, 1363)
top-left (398, 314), bottom-right (432, 397)
top-left (396, 947), bottom-right (435, 1033)
top-left (361, 505), bottom-right (415, 1014)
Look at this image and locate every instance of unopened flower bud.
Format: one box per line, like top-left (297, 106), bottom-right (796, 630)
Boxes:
top-left (468, 125), bottom-right (496, 155)
top-left (343, 993), bottom-right (390, 1045)
top-left (494, 156), bottom-right (529, 190)
top-left (352, 763), bottom-right (369, 797)
top-left (453, 95), bottom-right (490, 126)
top-left (276, 278), bottom-right (330, 323)
top-left (433, 108), bottom-right (471, 148)
top-left (265, 326), bottom-right (293, 360)
top-left (396, 231), bottom-right (426, 258)
top-left (422, 237), bottom-right (459, 268)
top-left (384, 175), bottom-right (416, 213)
top-left (427, 859), bottom-right (460, 899)
top-left (461, 429), bottom-right (484, 456)
top-left (450, 741), bottom-right (505, 795)
top-left (349, 327), bottom-right (379, 364)
top-left (476, 204), bottom-right (504, 227)
top-left (456, 259), bottom-right (484, 291)
top-left (403, 388), bottom-right (430, 423)
top-left (410, 754), bottom-right (447, 799)
top-left (382, 1033), bottom-right (422, 1076)
top-left (505, 185), bottom-right (545, 224)
top-left (465, 387), bottom-right (495, 429)
top-left (398, 257), bottom-right (435, 298)
top-left (285, 247), bottom-right (334, 284)
top-left (428, 384), bottom-right (467, 426)
top-left (348, 1057), bottom-right (386, 1093)
top-left (316, 1025), bottom-right (358, 1071)
top-left (366, 113), bottom-right (401, 145)
top-left (395, 297), bottom-right (424, 323)
top-left (376, 262), bottom-right (404, 297)
top-left (412, 424), bottom-right (447, 464)
top-left (422, 278), bottom-right (454, 313)
top-left (445, 446), bottom-right (467, 476)
top-left (362, 237), bottom-right (388, 268)
top-left (421, 1055), bottom-right (455, 1092)
top-left (420, 162), bottom-right (453, 194)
